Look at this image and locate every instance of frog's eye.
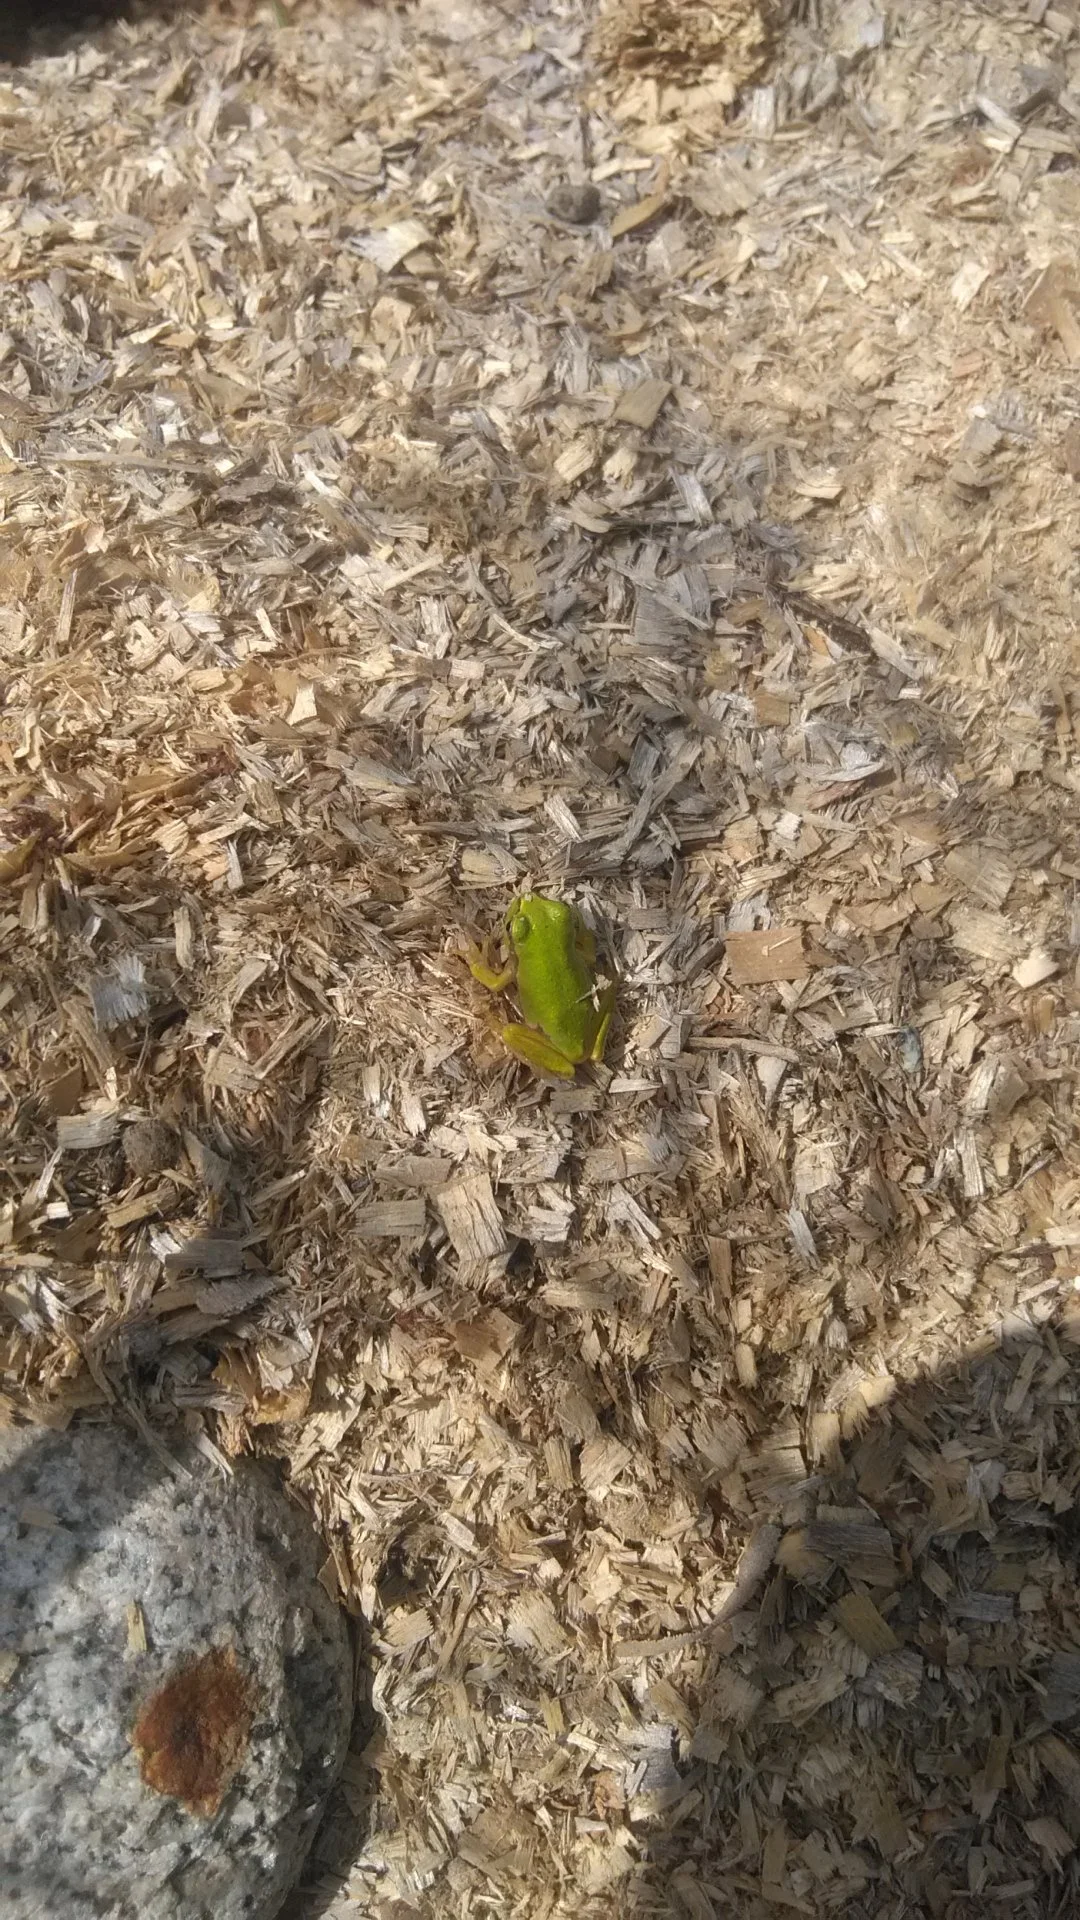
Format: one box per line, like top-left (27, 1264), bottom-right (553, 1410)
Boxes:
top-left (509, 910), bottom-right (532, 945)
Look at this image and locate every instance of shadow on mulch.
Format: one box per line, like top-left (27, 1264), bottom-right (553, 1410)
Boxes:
top-left (1, 1), bottom-right (146, 60)
top-left (624, 1327), bottom-right (1080, 1920)
top-left (0, 0), bottom-right (250, 63)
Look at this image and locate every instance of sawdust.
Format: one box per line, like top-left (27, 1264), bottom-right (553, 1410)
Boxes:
top-left (2, 0), bottom-right (1080, 1915)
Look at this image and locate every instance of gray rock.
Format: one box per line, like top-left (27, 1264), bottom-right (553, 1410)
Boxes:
top-left (121, 1118), bottom-right (179, 1178)
top-left (547, 181), bottom-right (601, 226)
top-left (0, 1421), bottom-right (353, 1920)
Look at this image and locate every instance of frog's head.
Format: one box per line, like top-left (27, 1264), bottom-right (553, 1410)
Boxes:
top-left (505, 893), bottom-right (562, 955)
top-left (506, 894), bottom-right (538, 953)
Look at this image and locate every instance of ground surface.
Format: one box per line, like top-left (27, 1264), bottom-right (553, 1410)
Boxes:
top-left (3, 2), bottom-right (1080, 1916)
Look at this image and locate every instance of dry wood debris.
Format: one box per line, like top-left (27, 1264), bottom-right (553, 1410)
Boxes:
top-left (593, 0), bottom-right (780, 90)
top-left (2, 0), bottom-right (1080, 1915)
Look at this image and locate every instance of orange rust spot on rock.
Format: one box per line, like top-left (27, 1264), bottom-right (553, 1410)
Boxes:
top-left (132, 1645), bottom-right (256, 1816)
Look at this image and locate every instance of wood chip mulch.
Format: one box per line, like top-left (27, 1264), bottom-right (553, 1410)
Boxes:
top-left (3, 2), bottom-right (1080, 1915)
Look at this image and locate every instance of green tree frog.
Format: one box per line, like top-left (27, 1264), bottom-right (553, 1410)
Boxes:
top-left (467, 894), bottom-right (616, 1079)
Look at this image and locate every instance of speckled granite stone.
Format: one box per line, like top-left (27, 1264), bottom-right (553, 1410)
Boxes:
top-left (0, 1422), bottom-right (353, 1920)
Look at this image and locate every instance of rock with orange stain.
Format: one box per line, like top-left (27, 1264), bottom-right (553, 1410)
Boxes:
top-left (0, 1423), bottom-right (353, 1919)
top-left (132, 1645), bottom-right (256, 1818)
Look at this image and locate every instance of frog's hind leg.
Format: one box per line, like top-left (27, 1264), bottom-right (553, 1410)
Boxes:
top-left (499, 1023), bottom-right (577, 1079)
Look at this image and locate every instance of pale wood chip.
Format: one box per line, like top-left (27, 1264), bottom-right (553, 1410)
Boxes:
top-left (434, 1171), bottom-right (506, 1262)
top-left (770, 1667), bottom-right (850, 1725)
top-left (507, 1591), bottom-right (569, 1657)
top-left (1025, 259), bottom-right (1080, 361)
top-left (944, 843), bottom-right (1016, 909)
top-left (1038, 1733), bottom-right (1080, 1807)
top-left (354, 1199), bottom-right (428, 1239)
top-left (833, 1590), bottom-right (900, 1656)
top-left (579, 1434), bottom-right (633, 1496)
top-left (1044, 1652), bottom-right (1080, 1724)
top-left (1012, 947), bottom-right (1059, 988)
top-left (56, 1112), bottom-right (120, 1150)
top-left (948, 905), bottom-right (1018, 965)
top-left (725, 927), bottom-right (809, 985)
top-left (354, 218), bottom-right (432, 271)
top-left (610, 193), bottom-right (668, 238)
top-left (381, 1607), bottom-right (433, 1652)
top-left (162, 1234), bottom-right (246, 1277)
top-left (452, 1309), bottom-right (518, 1369)
top-left (1024, 1816), bottom-right (1076, 1867)
top-left (374, 1155), bottom-right (452, 1188)
top-left (612, 379), bottom-right (671, 429)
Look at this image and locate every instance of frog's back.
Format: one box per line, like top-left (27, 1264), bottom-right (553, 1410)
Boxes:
top-left (515, 898), bottom-right (594, 1043)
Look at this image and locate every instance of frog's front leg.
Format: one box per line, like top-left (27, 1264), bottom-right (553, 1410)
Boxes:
top-left (499, 1022), bottom-right (578, 1079)
top-left (467, 942), bottom-right (515, 994)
